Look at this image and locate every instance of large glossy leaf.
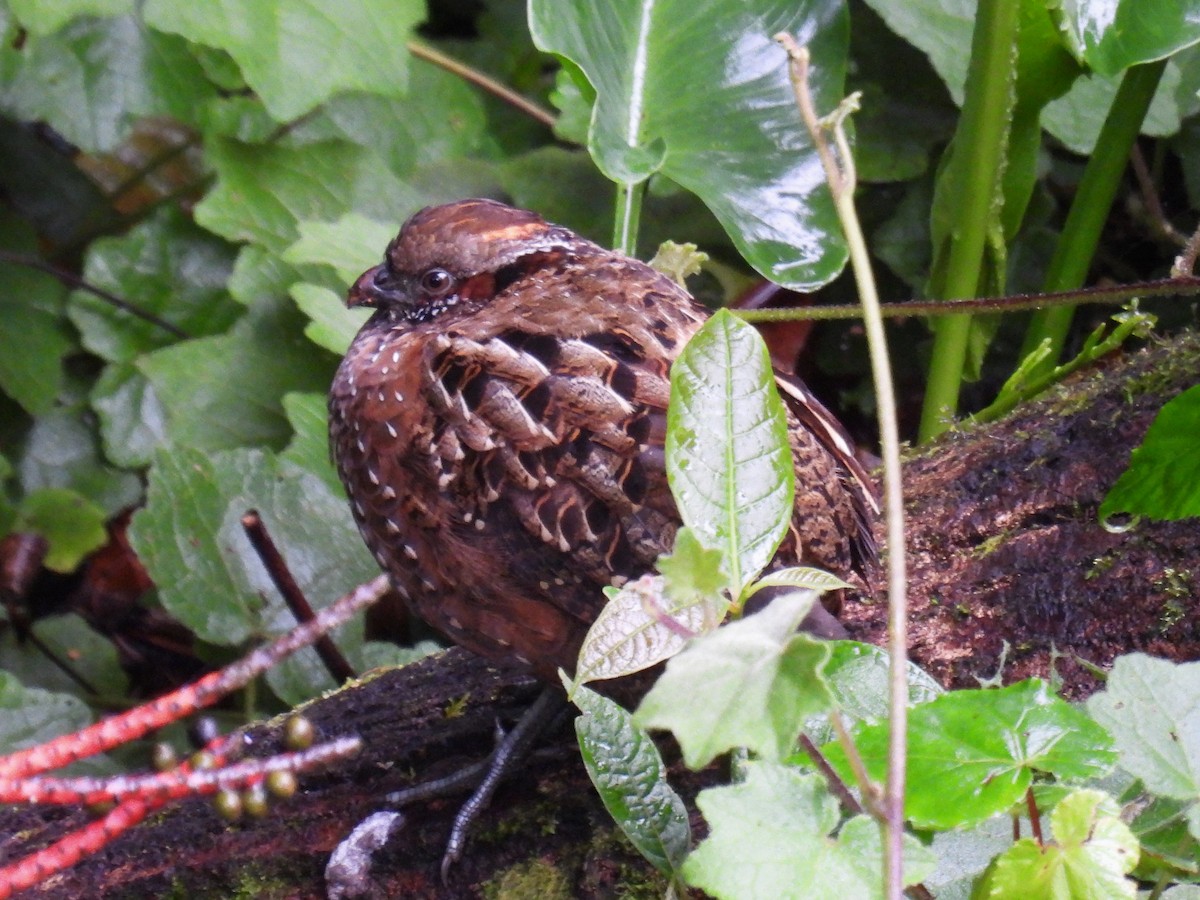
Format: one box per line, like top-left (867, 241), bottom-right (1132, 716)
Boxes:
top-left (529, 0), bottom-right (849, 288)
top-left (143, 0), bottom-right (423, 122)
top-left (665, 310), bottom-right (793, 596)
top-left (1059, 0), bottom-right (1200, 76)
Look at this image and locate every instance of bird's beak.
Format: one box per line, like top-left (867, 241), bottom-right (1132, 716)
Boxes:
top-left (348, 264), bottom-right (407, 309)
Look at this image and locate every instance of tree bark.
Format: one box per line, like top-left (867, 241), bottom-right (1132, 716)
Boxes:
top-left (5, 331), bottom-right (1199, 899)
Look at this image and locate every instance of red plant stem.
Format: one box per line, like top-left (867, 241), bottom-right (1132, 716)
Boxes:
top-left (0, 576), bottom-right (387, 779)
top-left (0, 737), bottom-right (360, 806)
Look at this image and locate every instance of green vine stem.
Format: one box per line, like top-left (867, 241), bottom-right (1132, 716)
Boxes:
top-left (1017, 59), bottom-right (1168, 375)
top-left (918, 0), bottom-right (1021, 442)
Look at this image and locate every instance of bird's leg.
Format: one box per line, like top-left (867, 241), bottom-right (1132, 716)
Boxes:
top-left (436, 686), bottom-right (567, 882)
top-left (327, 685), bottom-right (569, 895)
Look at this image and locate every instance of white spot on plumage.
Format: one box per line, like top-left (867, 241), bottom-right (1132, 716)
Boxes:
top-left (368, 468), bottom-right (380, 485)
top-left (392, 350), bottom-right (401, 364)
top-left (385, 421), bottom-right (397, 438)
top-left (381, 485), bottom-right (396, 500)
top-left (403, 544), bottom-right (418, 560)
top-left (394, 390), bottom-right (405, 403)
top-left (385, 518), bottom-right (400, 534)
top-left (474, 518), bottom-right (486, 531)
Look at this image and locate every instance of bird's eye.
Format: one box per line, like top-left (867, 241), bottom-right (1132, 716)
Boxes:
top-left (420, 268), bottom-right (454, 296)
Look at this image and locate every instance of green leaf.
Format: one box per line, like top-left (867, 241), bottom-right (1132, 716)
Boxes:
top-left (570, 682), bottom-right (690, 879)
top-left (635, 592), bottom-right (831, 768)
top-left (1087, 654), bottom-right (1200, 802)
top-left (573, 574), bottom-right (723, 691)
top-left (194, 138), bottom-right (408, 254)
top-left (9, 0), bottom-right (132, 35)
top-left (990, 789), bottom-right (1138, 900)
top-left (848, 4), bottom-right (957, 183)
top-left (574, 527), bottom-right (725, 688)
top-left (666, 310), bottom-right (794, 598)
top-left (529, 0), bottom-right (849, 288)
top-left (308, 59), bottom-right (490, 174)
top-left (799, 640), bottom-right (944, 748)
top-left (1058, 0), bottom-right (1200, 77)
top-left (15, 488), bottom-right (107, 572)
top-left (90, 364), bottom-right (168, 468)
top-left (1043, 58), bottom-right (1192, 155)
top-left (128, 446), bottom-right (380, 704)
top-left (0, 14), bottom-right (217, 151)
top-left (0, 212), bottom-right (72, 415)
top-left (291, 283), bottom-right (370, 356)
top-left (827, 679), bottom-right (1116, 830)
top-left (138, 299), bottom-right (332, 453)
top-left (143, 0), bottom-right (423, 121)
top-left (280, 391), bottom-right (343, 495)
top-left (283, 214), bottom-right (397, 284)
top-left (0, 670), bottom-right (93, 755)
top-left (0, 614), bottom-right (128, 698)
top-left (16, 407), bottom-right (142, 516)
top-left (68, 206), bottom-right (240, 363)
top-left (747, 566), bottom-right (850, 598)
top-left (1099, 386), bottom-right (1200, 521)
top-left (682, 762), bottom-right (934, 899)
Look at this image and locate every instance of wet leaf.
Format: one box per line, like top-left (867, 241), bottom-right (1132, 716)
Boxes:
top-left (530, 0), bottom-right (849, 287)
top-left (571, 682), bottom-right (689, 878)
top-left (666, 310), bottom-right (793, 598)
top-left (826, 679), bottom-right (1116, 830)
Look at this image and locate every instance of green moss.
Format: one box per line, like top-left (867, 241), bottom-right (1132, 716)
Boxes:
top-left (481, 857), bottom-right (573, 900)
top-left (971, 530), bottom-right (1014, 559)
top-left (581, 826), bottom-right (670, 899)
top-left (1154, 568), bottom-right (1193, 635)
top-left (1085, 551), bottom-right (1119, 581)
top-left (226, 864), bottom-right (296, 900)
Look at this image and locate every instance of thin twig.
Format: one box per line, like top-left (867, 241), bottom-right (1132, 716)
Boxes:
top-left (407, 41), bottom-right (557, 129)
top-left (0, 251), bottom-right (188, 338)
top-left (799, 733), bottom-right (862, 815)
top-left (241, 511), bottom-right (357, 685)
top-left (1025, 788), bottom-right (1044, 846)
top-left (1129, 143), bottom-right (1186, 247)
top-left (734, 274), bottom-right (1200, 323)
top-left (1172, 222), bottom-right (1200, 277)
top-left (778, 33), bottom-right (909, 900)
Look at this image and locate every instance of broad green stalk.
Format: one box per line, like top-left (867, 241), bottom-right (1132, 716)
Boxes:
top-left (778, 34), bottom-right (908, 900)
top-left (1018, 60), bottom-right (1167, 375)
top-left (613, 180), bottom-right (645, 256)
top-left (918, 0), bottom-right (1021, 442)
